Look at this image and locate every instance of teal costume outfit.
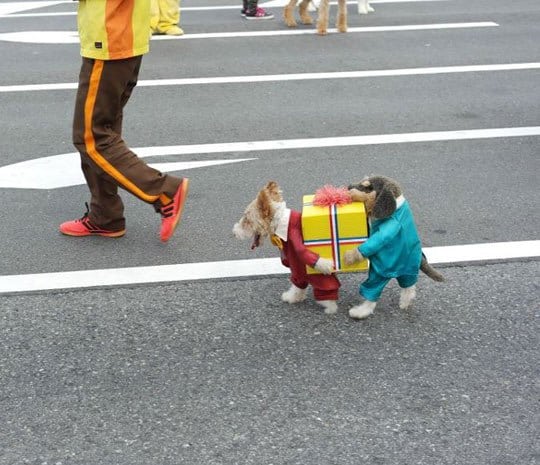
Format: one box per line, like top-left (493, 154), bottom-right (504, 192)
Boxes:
top-left (358, 199), bottom-right (422, 301)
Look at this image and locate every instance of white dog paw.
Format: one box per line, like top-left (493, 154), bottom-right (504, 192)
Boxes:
top-left (399, 286), bottom-right (416, 309)
top-left (281, 285), bottom-right (307, 304)
top-left (349, 301), bottom-right (376, 319)
top-left (317, 300), bottom-right (338, 315)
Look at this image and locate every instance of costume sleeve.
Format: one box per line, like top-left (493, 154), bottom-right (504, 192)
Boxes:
top-left (359, 218), bottom-right (401, 257)
top-left (288, 223), bottom-right (320, 267)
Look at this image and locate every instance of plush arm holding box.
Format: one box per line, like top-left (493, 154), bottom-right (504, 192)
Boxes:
top-left (344, 248), bottom-right (364, 265)
top-left (313, 257), bottom-right (335, 275)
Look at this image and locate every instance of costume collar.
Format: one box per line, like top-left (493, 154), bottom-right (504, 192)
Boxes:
top-left (272, 206), bottom-right (291, 241)
top-left (396, 195), bottom-right (405, 209)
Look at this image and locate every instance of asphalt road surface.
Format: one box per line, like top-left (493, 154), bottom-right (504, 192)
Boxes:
top-left (0, 0), bottom-right (538, 464)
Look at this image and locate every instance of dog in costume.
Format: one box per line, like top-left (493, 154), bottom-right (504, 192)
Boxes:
top-left (232, 181), bottom-right (342, 314)
top-left (344, 175), bottom-right (444, 320)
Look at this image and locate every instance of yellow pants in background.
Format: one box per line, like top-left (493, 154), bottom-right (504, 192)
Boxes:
top-left (150, 0), bottom-right (181, 34)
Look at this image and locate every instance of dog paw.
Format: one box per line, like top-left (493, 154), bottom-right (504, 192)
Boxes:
top-left (282, 286), bottom-right (307, 304)
top-left (316, 25), bottom-right (328, 35)
top-left (399, 286), bottom-right (416, 309)
top-left (317, 300), bottom-right (338, 314)
top-left (349, 301), bottom-right (376, 319)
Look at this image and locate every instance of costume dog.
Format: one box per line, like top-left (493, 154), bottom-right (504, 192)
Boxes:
top-left (343, 175), bottom-right (444, 319)
top-left (233, 181), bottom-right (341, 314)
top-left (283, 0), bottom-right (347, 35)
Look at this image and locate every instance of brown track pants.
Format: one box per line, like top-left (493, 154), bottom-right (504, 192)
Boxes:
top-left (73, 56), bottom-right (182, 231)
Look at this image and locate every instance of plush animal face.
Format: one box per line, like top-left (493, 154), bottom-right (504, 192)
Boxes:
top-left (348, 175), bottom-right (402, 219)
top-left (232, 181), bottom-right (285, 249)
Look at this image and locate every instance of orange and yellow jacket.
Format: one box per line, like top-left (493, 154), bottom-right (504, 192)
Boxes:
top-left (77, 0), bottom-right (150, 60)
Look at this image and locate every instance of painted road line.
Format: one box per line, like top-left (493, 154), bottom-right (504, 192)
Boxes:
top-left (0, 23), bottom-right (499, 44)
top-left (0, 0), bottom-right (448, 17)
top-left (1, 127), bottom-right (539, 190)
top-left (2, 63), bottom-right (539, 93)
top-left (0, 241), bottom-right (538, 294)
top-left (0, 158), bottom-right (257, 189)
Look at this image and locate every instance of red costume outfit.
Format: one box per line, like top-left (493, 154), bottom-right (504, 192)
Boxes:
top-left (278, 210), bottom-right (340, 301)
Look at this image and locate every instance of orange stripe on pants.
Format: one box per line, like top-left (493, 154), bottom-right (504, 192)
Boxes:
top-left (83, 59), bottom-right (167, 204)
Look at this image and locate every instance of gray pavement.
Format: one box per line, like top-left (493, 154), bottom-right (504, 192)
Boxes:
top-left (1, 262), bottom-right (539, 465)
top-left (0, 0), bottom-right (539, 463)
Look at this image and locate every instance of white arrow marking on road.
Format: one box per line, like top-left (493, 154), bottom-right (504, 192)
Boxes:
top-left (1, 126), bottom-right (539, 190)
top-left (0, 23), bottom-right (498, 44)
top-left (0, 157), bottom-right (256, 189)
top-left (0, 241), bottom-right (538, 294)
top-left (1, 127), bottom-right (539, 189)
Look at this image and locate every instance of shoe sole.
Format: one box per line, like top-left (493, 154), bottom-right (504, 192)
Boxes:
top-left (60, 229), bottom-right (126, 238)
top-left (161, 178), bottom-right (189, 242)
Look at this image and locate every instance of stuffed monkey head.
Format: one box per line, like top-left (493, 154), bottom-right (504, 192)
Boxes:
top-left (348, 176), bottom-right (402, 220)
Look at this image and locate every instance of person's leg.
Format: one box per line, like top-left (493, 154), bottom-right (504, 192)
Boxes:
top-left (245, 0), bottom-right (274, 19)
top-left (156, 0), bottom-right (183, 35)
top-left (67, 57), bottom-right (188, 240)
top-left (68, 57), bottom-right (125, 233)
top-left (150, 0), bottom-right (160, 32)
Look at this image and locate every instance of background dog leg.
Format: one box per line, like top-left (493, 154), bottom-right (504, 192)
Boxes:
top-left (282, 284), bottom-right (308, 303)
top-left (349, 300), bottom-right (377, 319)
top-left (399, 285), bottom-right (417, 309)
top-left (299, 0), bottom-right (314, 24)
top-left (316, 0), bottom-right (329, 35)
top-left (284, 0), bottom-right (299, 27)
top-left (336, 0), bottom-right (347, 32)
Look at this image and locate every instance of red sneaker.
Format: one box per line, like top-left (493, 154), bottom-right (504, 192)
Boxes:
top-left (159, 178), bottom-right (189, 242)
top-left (59, 204), bottom-right (125, 238)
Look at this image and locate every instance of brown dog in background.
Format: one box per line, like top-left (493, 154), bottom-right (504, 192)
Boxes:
top-left (283, 0), bottom-right (347, 35)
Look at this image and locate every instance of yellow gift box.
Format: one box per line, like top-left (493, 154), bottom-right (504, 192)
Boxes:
top-left (302, 195), bottom-right (369, 274)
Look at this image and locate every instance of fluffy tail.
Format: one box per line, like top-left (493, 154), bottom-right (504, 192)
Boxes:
top-left (420, 252), bottom-right (445, 282)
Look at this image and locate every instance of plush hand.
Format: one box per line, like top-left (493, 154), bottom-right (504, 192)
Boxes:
top-left (344, 248), bottom-right (364, 265)
top-left (348, 188), bottom-right (369, 203)
top-left (314, 257), bottom-right (334, 275)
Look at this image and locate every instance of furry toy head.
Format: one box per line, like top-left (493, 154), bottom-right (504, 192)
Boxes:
top-left (348, 175), bottom-right (402, 219)
top-left (232, 181), bottom-right (286, 249)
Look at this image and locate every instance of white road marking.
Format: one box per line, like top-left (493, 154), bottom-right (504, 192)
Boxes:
top-left (0, 22), bottom-right (499, 44)
top-left (0, 0), bottom-right (448, 17)
top-left (0, 241), bottom-right (538, 294)
top-left (0, 158), bottom-right (256, 190)
top-left (3, 63), bottom-right (539, 93)
top-left (0, 1), bottom-right (63, 15)
top-left (1, 127), bottom-right (538, 190)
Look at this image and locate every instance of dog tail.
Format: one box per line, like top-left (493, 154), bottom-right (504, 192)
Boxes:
top-left (420, 252), bottom-right (445, 282)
